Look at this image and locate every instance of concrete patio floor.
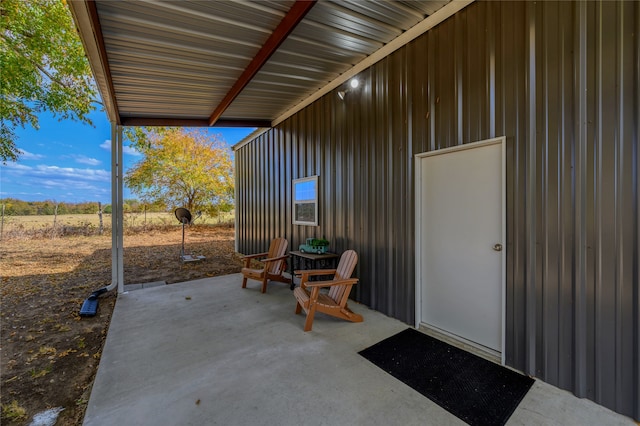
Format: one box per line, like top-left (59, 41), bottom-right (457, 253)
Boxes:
top-left (84, 274), bottom-right (635, 426)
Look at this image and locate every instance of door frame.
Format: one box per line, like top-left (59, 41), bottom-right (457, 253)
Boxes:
top-left (414, 137), bottom-right (506, 364)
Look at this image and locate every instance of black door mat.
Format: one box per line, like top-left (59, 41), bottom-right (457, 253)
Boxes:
top-left (359, 328), bottom-right (534, 426)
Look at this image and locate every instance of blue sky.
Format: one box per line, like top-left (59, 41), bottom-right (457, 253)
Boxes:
top-left (0, 110), bottom-right (255, 204)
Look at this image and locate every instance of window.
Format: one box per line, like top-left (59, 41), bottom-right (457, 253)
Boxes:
top-left (292, 175), bottom-right (318, 226)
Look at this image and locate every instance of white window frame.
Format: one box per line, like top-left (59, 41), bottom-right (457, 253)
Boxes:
top-left (292, 175), bottom-right (318, 226)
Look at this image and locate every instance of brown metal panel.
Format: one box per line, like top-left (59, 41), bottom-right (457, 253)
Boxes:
top-left (593, 2), bottom-right (619, 407)
top-left (526, 0), bottom-right (540, 379)
top-left (556, 0), bottom-right (577, 391)
top-left (537, 0), bottom-right (575, 389)
top-left (494, 0), bottom-right (529, 371)
top-left (617, 2), bottom-right (639, 416)
top-left (234, 1), bottom-right (639, 419)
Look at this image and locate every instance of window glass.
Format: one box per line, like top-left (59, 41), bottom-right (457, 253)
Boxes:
top-left (293, 176), bottom-right (318, 226)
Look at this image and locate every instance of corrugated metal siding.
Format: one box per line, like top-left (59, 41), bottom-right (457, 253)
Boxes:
top-left (235, 1), bottom-right (639, 419)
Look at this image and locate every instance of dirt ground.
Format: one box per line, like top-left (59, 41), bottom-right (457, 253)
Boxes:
top-left (0, 225), bottom-right (244, 425)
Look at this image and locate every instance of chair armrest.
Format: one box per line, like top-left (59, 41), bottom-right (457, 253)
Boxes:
top-left (304, 278), bottom-right (359, 288)
top-left (241, 252), bottom-right (269, 268)
top-left (242, 252), bottom-right (268, 260)
top-left (295, 269), bottom-right (337, 289)
top-left (294, 268), bottom-right (337, 277)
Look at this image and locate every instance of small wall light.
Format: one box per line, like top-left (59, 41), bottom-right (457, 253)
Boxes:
top-left (337, 78), bottom-right (360, 100)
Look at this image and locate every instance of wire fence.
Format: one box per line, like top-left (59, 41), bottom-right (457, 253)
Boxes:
top-left (0, 208), bottom-right (235, 240)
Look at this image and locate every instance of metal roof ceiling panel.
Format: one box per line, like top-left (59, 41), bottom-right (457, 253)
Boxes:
top-left (69, 0), bottom-right (460, 126)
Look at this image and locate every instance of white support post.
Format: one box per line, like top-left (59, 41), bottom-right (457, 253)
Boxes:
top-left (111, 123), bottom-right (124, 293)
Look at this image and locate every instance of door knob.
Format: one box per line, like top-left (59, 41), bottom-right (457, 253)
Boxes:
top-left (493, 243), bottom-right (503, 252)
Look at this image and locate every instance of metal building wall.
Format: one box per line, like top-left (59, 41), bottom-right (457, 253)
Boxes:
top-left (235, 1), bottom-right (639, 419)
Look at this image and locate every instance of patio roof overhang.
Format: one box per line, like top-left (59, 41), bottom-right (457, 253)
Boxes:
top-left (67, 0), bottom-right (473, 292)
top-left (68, 0), bottom-right (472, 130)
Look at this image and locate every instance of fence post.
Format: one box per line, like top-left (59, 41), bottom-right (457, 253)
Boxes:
top-left (1, 204), bottom-right (4, 240)
top-left (98, 202), bottom-right (104, 235)
top-left (53, 203), bottom-right (58, 235)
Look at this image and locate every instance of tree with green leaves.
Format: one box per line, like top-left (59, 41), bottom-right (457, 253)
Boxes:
top-left (1, 0), bottom-right (97, 163)
top-left (124, 128), bottom-right (234, 216)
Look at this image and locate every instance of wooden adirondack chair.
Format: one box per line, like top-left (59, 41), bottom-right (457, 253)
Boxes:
top-left (241, 238), bottom-right (291, 293)
top-left (293, 249), bottom-right (362, 331)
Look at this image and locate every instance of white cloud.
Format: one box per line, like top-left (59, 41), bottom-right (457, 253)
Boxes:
top-left (124, 145), bottom-right (141, 156)
top-left (18, 149), bottom-right (45, 160)
top-left (71, 154), bottom-right (101, 166)
top-left (32, 164), bottom-right (110, 182)
top-left (2, 162), bottom-right (31, 171)
top-left (100, 139), bottom-right (141, 156)
top-left (1, 163), bottom-right (111, 194)
top-left (0, 162), bottom-right (111, 201)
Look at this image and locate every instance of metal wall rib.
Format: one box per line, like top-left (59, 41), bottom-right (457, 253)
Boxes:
top-left (235, 1), bottom-right (639, 420)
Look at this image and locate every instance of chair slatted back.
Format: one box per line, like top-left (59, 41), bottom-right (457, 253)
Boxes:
top-left (328, 250), bottom-right (358, 302)
top-left (267, 238), bottom-right (288, 274)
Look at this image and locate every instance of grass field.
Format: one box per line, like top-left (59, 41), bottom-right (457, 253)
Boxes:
top-left (1, 225), bottom-right (241, 425)
top-left (1, 211), bottom-right (234, 232)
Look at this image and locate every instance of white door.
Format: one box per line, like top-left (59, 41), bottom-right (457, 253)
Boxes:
top-left (415, 138), bottom-right (505, 354)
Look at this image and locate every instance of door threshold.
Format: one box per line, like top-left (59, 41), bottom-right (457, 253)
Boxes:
top-left (417, 323), bottom-right (502, 365)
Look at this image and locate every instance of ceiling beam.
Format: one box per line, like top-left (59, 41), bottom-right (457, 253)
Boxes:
top-left (121, 117), bottom-right (272, 128)
top-left (208, 0), bottom-right (316, 126)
